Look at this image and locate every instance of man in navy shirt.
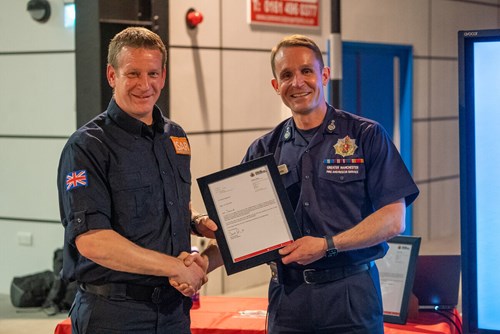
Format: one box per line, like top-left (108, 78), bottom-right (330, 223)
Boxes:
top-left (243, 35), bottom-right (419, 333)
top-left (57, 27), bottom-right (220, 333)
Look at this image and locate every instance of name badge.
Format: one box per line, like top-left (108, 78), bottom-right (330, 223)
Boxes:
top-left (277, 164), bottom-right (289, 175)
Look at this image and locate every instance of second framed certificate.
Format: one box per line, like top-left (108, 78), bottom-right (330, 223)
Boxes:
top-left (197, 154), bottom-right (301, 275)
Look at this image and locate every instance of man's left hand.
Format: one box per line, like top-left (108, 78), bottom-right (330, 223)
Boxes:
top-left (279, 236), bottom-right (325, 266)
top-left (195, 216), bottom-right (217, 239)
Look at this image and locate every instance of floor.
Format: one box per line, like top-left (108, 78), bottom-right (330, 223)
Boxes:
top-left (0, 294), bottom-right (68, 334)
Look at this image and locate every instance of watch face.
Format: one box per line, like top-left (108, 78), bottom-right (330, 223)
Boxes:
top-left (326, 248), bottom-right (338, 257)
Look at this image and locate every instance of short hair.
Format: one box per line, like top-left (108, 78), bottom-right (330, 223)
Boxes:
top-left (107, 27), bottom-right (167, 69)
top-left (270, 34), bottom-right (324, 78)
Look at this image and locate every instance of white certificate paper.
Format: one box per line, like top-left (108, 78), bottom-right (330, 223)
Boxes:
top-left (208, 165), bottom-right (293, 263)
top-left (377, 242), bottom-right (412, 315)
top-left (375, 236), bottom-right (420, 324)
top-left (197, 154), bottom-right (301, 275)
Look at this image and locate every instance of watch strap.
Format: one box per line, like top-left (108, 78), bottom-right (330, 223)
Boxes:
top-left (324, 235), bottom-right (338, 257)
top-left (190, 214), bottom-right (207, 237)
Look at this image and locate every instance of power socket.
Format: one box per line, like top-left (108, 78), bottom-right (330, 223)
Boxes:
top-left (17, 232), bottom-right (33, 246)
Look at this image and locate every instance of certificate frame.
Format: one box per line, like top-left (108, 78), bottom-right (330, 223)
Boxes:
top-left (197, 154), bottom-right (301, 275)
top-left (375, 235), bottom-right (421, 325)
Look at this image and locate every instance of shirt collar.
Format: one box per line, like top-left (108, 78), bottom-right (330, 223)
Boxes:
top-left (107, 99), bottom-right (165, 137)
top-left (321, 104), bottom-right (338, 135)
top-left (280, 103), bottom-right (338, 144)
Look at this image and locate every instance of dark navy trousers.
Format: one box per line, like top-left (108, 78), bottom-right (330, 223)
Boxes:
top-left (70, 290), bottom-right (192, 334)
top-left (267, 264), bottom-right (384, 334)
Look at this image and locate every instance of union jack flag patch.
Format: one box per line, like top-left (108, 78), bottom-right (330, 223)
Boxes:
top-left (66, 170), bottom-right (88, 191)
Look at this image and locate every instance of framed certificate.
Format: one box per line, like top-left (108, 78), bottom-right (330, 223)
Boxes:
top-left (197, 154), bottom-right (301, 275)
top-left (375, 235), bottom-right (421, 324)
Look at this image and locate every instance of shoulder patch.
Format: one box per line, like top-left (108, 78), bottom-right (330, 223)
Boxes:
top-left (66, 170), bottom-right (88, 191)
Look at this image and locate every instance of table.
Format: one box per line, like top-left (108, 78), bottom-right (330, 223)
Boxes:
top-left (54, 318), bottom-right (71, 334)
top-left (384, 309), bottom-right (462, 334)
top-left (54, 296), bottom-right (461, 334)
top-left (191, 296), bottom-right (268, 334)
top-left (53, 296), bottom-right (268, 334)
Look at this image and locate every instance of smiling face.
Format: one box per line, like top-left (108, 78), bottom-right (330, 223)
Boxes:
top-left (107, 46), bottom-right (166, 124)
top-left (271, 46), bottom-right (330, 118)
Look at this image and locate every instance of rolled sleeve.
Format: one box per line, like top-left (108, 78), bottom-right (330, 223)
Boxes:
top-left (58, 135), bottom-right (112, 243)
top-left (64, 210), bottom-right (112, 245)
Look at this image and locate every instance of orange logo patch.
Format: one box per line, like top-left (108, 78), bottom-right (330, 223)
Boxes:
top-left (170, 136), bottom-right (191, 155)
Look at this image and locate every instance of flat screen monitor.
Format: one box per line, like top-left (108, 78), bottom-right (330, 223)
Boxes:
top-left (412, 255), bottom-right (461, 310)
top-left (458, 28), bottom-right (500, 334)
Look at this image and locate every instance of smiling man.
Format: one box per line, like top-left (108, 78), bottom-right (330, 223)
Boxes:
top-left (57, 27), bottom-right (219, 333)
top-left (242, 35), bottom-right (419, 333)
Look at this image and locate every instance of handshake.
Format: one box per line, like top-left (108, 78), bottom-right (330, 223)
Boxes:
top-left (169, 215), bottom-right (221, 297)
top-left (169, 250), bottom-right (210, 297)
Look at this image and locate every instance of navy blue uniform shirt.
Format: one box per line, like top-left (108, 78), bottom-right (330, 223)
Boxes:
top-left (243, 104), bottom-right (419, 269)
top-left (57, 99), bottom-right (192, 286)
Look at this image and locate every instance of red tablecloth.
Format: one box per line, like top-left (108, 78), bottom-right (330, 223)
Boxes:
top-left (191, 296), bottom-right (268, 334)
top-left (384, 308), bottom-right (462, 334)
top-left (54, 296), bottom-right (461, 334)
top-left (54, 317), bottom-right (71, 334)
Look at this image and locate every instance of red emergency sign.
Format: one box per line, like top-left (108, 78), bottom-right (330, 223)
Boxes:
top-left (248, 0), bottom-right (320, 29)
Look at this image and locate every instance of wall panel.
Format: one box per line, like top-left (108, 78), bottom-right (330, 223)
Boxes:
top-left (430, 59), bottom-right (458, 119)
top-left (222, 51), bottom-right (283, 130)
top-left (0, 138), bottom-right (65, 221)
top-left (0, 0), bottom-right (74, 52)
top-left (222, 131), bottom-right (270, 168)
top-left (430, 0), bottom-right (500, 57)
top-left (0, 53), bottom-right (76, 136)
top-left (342, 0), bottom-right (430, 56)
top-left (188, 133), bottom-right (222, 213)
top-left (169, 0), bottom-right (221, 47)
top-left (412, 59), bottom-right (430, 120)
top-left (0, 221), bottom-right (63, 297)
top-left (429, 178), bottom-right (460, 243)
top-left (429, 119), bottom-right (459, 179)
top-left (169, 48), bottom-right (222, 132)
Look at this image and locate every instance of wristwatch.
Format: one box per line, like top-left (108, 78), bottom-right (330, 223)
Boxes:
top-left (190, 214), bottom-right (207, 237)
top-left (324, 235), bottom-right (338, 257)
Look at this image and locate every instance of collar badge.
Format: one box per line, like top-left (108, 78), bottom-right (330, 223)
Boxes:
top-left (327, 120), bottom-right (336, 133)
top-left (283, 126), bottom-right (291, 140)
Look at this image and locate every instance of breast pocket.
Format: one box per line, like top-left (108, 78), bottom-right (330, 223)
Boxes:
top-left (282, 167), bottom-right (299, 188)
top-left (318, 164), bottom-right (367, 209)
top-left (319, 164), bottom-right (366, 184)
top-left (109, 171), bottom-right (152, 220)
top-left (281, 167), bottom-right (300, 210)
top-left (176, 166), bottom-right (192, 225)
top-left (176, 166), bottom-right (191, 200)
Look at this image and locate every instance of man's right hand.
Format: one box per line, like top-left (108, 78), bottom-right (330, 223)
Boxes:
top-left (169, 252), bottom-right (207, 296)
